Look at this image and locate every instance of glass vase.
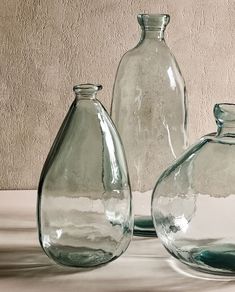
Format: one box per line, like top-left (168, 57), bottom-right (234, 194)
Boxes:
top-left (38, 84), bottom-right (133, 267)
top-left (152, 103), bottom-right (235, 275)
top-left (111, 14), bottom-right (188, 237)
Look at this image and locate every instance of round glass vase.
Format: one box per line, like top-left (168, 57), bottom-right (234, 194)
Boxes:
top-left (38, 84), bottom-right (133, 268)
top-left (152, 103), bottom-right (235, 275)
top-left (111, 14), bottom-right (188, 237)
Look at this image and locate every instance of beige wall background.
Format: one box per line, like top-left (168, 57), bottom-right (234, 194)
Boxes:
top-left (0, 0), bottom-right (234, 189)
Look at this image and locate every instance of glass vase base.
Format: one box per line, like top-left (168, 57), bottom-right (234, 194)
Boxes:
top-left (133, 216), bottom-right (157, 237)
top-left (45, 245), bottom-right (114, 267)
top-left (179, 244), bottom-right (235, 275)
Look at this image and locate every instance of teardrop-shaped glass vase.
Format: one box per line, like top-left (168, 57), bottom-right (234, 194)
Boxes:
top-left (38, 84), bottom-right (133, 267)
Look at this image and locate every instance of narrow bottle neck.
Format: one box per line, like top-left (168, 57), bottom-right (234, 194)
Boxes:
top-left (217, 123), bottom-right (235, 137)
top-left (73, 84), bottom-right (102, 101)
top-left (140, 29), bottom-right (165, 41)
top-left (75, 93), bottom-right (97, 100)
top-left (137, 14), bottom-right (169, 42)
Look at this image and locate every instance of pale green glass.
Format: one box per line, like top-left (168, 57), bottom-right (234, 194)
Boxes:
top-left (111, 14), bottom-right (188, 237)
top-left (152, 103), bottom-right (235, 275)
top-left (38, 84), bottom-right (133, 268)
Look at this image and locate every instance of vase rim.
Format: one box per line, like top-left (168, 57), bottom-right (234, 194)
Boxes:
top-left (73, 84), bottom-right (102, 95)
top-left (138, 13), bottom-right (170, 18)
top-left (137, 14), bottom-right (170, 30)
top-left (214, 103), bottom-right (235, 125)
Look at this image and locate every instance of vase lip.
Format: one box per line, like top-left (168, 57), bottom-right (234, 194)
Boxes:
top-left (137, 14), bottom-right (170, 30)
top-left (214, 103), bottom-right (235, 125)
top-left (73, 83), bottom-right (102, 96)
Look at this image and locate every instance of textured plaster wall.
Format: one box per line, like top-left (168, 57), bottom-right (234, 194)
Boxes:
top-left (0, 0), bottom-right (234, 189)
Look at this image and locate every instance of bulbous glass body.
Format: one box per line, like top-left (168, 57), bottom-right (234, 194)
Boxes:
top-left (38, 84), bottom-right (133, 267)
top-left (152, 103), bottom-right (235, 275)
top-left (111, 14), bottom-right (187, 236)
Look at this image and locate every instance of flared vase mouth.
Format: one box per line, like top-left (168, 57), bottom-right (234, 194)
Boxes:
top-left (137, 14), bottom-right (170, 31)
top-left (214, 103), bottom-right (235, 126)
top-left (73, 83), bottom-right (102, 97)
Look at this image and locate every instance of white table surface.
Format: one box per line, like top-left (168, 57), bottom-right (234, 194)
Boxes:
top-left (1, 190), bottom-right (235, 292)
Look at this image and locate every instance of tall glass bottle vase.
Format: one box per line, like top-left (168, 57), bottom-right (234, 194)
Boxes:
top-left (38, 84), bottom-right (133, 267)
top-left (111, 14), bottom-right (188, 236)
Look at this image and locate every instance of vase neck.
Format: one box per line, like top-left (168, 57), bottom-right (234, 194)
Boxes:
top-left (214, 103), bottom-right (235, 136)
top-left (73, 84), bottom-right (102, 100)
top-left (217, 126), bottom-right (235, 136)
top-left (140, 30), bottom-right (165, 41)
top-left (138, 14), bottom-right (169, 41)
